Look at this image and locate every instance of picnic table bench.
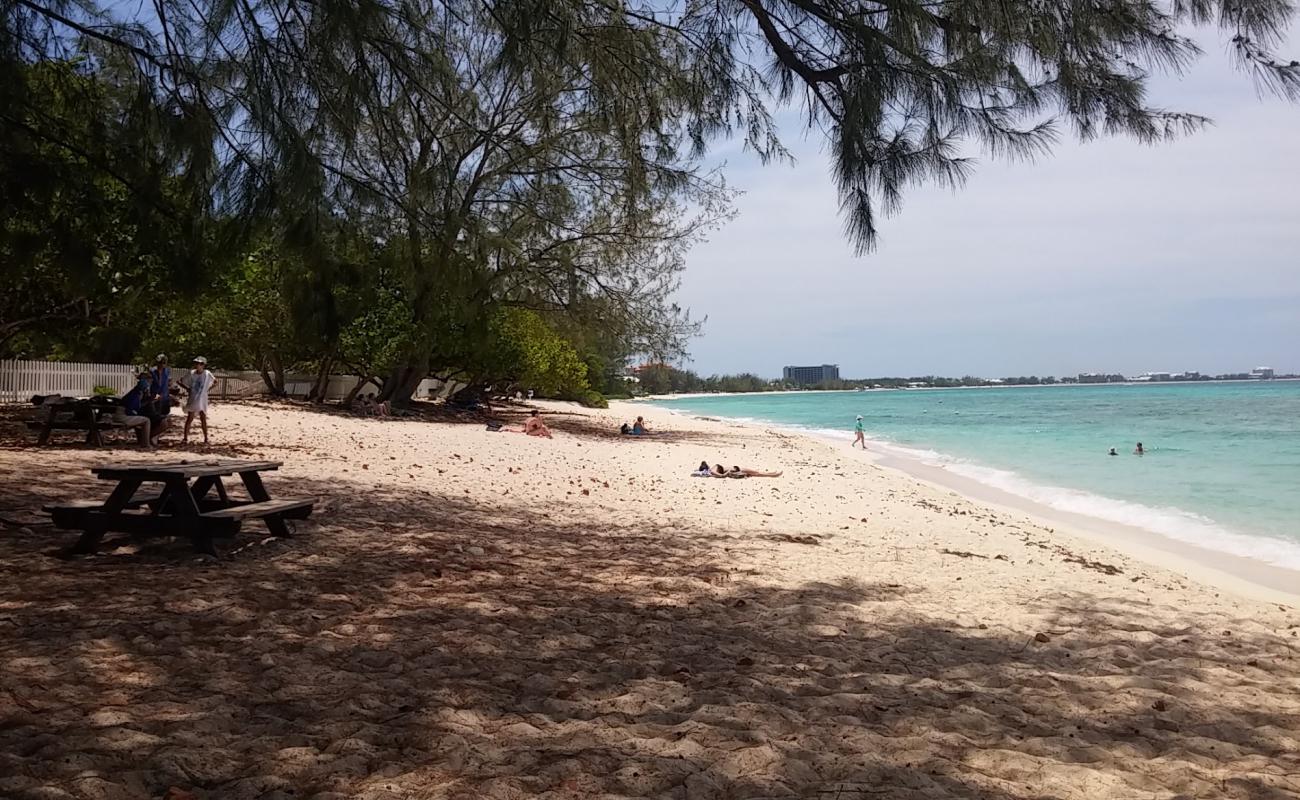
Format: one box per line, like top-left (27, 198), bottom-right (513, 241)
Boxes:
top-left (28, 396), bottom-right (127, 446)
top-left (44, 459), bottom-right (314, 557)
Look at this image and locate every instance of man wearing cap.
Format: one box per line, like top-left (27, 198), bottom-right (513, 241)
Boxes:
top-left (853, 414), bottom-right (867, 449)
top-left (180, 356), bottom-right (216, 446)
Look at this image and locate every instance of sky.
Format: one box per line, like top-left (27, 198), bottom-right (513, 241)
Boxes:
top-left (674, 34), bottom-right (1300, 380)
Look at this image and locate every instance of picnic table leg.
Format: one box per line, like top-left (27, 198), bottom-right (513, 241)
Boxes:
top-left (240, 470), bottom-right (292, 538)
top-left (70, 520), bottom-right (107, 555)
top-left (189, 476), bottom-right (230, 507)
top-left (81, 408), bottom-right (100, 446)
top-left (37, 408), bottom-right (55, 446)
top-left (192, 534), bottom-right (219, 557)
top-left (160, 476), bottom-right (220, 555)
top-left (68, 478), bottom-right (142, 555)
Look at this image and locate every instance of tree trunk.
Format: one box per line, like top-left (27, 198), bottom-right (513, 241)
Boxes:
top-left (265, 351), bottom-right (287, 395)
top-left (379, 354), bottom-right (429, 407)
top-left (258, 353), bottom-right (284, 396)
top-left (258, 363), bottom-right (277, 395)
top-left (343, 375), bottom-right (374, 407)
top-left (307, 357), bottom-right (335, 404)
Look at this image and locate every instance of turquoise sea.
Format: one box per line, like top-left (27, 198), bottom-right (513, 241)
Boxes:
top-left (653, 381), bottom-right (1300, 569)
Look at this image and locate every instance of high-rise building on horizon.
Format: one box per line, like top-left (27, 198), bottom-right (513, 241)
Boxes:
top-left (783, 364), bottom-right (840, 385)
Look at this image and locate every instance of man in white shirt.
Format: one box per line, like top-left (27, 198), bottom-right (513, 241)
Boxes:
top-left (180, 356), bottom-right (216, 446)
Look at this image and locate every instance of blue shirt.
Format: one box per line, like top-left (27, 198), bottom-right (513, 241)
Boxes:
top-left (123, 382), bottom-right (147, 415)
top-left (150, 366), bottom-right (170, 401)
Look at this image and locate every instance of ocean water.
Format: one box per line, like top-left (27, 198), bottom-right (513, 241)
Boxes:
top-left (652, 382), bottom-right (1300, 569)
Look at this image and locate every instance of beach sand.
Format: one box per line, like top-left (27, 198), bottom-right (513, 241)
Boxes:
top-left (1, 399), bottom-right (1297, 799)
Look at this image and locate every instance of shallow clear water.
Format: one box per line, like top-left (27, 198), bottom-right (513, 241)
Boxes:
top-left (652, 382), bottom-right (1300, 569)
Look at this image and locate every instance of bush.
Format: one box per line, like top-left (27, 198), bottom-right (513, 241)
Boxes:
top-left (92, 385), bottom-right (118, 396)
top-left (562, 389), bottom-right (608, 409)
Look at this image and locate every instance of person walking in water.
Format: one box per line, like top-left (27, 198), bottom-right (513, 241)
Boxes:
top-left (180, 356), bottom-right (216, 446)
top-left (852, 415), bottom-right (867, 449)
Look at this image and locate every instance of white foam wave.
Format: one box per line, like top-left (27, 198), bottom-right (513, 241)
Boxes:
top-left (939, 460), bottom-right (1300, 569)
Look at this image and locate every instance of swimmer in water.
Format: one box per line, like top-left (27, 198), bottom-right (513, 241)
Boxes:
top-left (1134, 442), bottom-right (1144, 455)
top-left (1108, 448), bottom-right (1118, 456)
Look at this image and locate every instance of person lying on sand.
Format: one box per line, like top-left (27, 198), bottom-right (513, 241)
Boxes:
top-left (690, 461), bottom-right (720, 477)
top-left (726, 465), bottom-right (782, 478)
top-left (688, 463), bottom-right (730, 477)
top-left (689, 462), bottom-right (780, 478)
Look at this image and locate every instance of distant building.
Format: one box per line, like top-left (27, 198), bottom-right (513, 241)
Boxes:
top-left (1078, 373), bottom-right (1109, 384)
top-left (783, 364), bottom-right (840, 385)
top-left (1252, 366), bottom-right (1275, 380)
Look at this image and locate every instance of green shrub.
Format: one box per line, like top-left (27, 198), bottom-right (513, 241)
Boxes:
top-left (561, 389), bottom-right (607, 408)
top-left (92, 385), bottom-right (118, 396)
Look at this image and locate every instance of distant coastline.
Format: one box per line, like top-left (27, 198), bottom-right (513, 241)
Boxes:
top-left (641, 376), bottom-right (1300, 401)
top-left (625, 360), bottom-right (1297, 398)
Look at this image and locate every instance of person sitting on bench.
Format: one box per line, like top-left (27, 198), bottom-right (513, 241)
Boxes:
top-left (112, 372), bottom-right (154, 447)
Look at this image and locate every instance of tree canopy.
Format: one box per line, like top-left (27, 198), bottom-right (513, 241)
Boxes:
top-left (2, 0), bottom-right (1296, 398)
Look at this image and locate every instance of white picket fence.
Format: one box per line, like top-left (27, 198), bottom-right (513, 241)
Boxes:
top-left (0, 360), bottom-right (138, 404)
top-left (0, 359), bottom-right (460, 404)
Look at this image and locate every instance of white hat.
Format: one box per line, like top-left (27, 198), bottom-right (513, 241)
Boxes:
top-left (856, 415), bottom-right (863, 420)
top-left (192, 356), bottom-right (208, 364)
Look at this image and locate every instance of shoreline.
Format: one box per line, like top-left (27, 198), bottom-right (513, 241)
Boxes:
top-left (648, 404), bottom-right (1300, 606)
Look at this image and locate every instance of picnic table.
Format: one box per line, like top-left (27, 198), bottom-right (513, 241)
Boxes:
top-left (44, 459), bottom-right (314, 556)
top-left (28, 396), bottom-right (128, 446)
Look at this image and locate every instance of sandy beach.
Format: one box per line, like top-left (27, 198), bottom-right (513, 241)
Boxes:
top-left (1, 399), bottom-right (1298, 800)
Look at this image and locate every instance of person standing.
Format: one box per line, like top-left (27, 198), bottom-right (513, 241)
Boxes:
top-left (149, 354), bottom-right (173, 438)
top-left (852, 415), bottom-right (867, 449)
top-left (180, 356), bottom-right (216, 446)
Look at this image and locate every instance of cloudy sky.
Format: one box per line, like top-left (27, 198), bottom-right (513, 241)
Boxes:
top-left (675, 34), bottom-right (1300, 379)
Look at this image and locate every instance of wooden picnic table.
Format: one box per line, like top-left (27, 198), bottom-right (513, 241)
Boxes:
top-left (44, 459), bottom-right (314, 557)
top-left (28, 396), bottom-right (127, 446)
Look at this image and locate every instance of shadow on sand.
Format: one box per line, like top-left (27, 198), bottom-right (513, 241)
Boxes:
top-left (1, 464), bottom-right (1298, 799)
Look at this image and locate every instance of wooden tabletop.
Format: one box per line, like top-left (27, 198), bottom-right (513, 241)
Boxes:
top-left (91, 459), bottom-right (283, 480)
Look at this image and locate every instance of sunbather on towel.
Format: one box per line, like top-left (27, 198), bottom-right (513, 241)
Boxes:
top-left (726, 465), bottom-right (782, 478)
